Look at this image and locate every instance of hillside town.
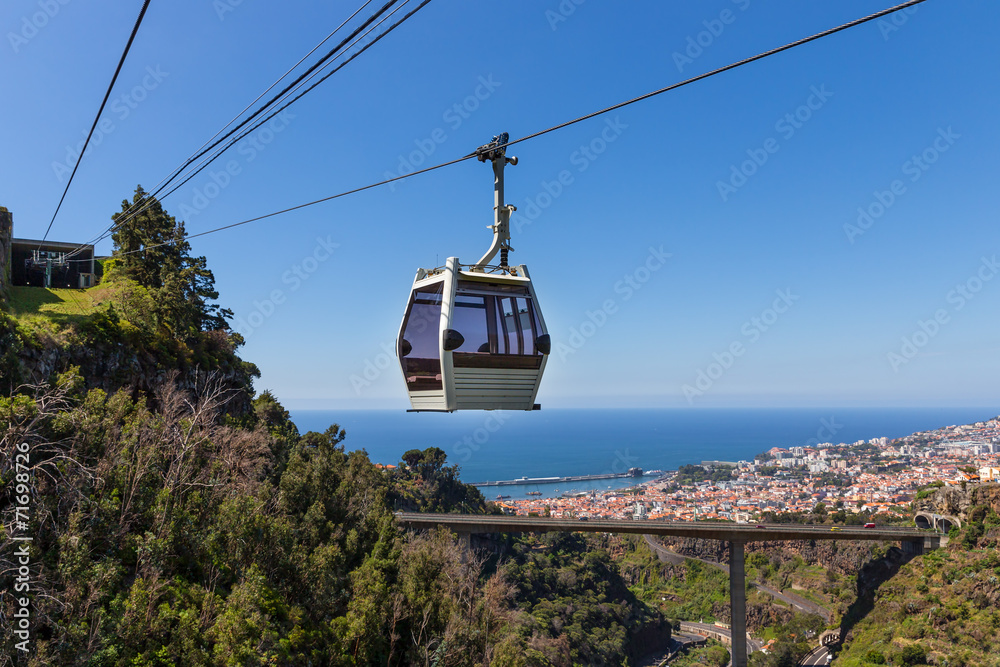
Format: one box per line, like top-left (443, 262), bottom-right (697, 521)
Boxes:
top-left (502, 417), bottom-right (1000, 522)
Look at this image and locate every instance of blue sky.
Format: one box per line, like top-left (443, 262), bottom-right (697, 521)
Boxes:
top-left (2, 0), bottom-right (998, 410)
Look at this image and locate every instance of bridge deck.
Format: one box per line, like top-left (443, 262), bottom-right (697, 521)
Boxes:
top-left (396, 512), bottom-right (929, 543)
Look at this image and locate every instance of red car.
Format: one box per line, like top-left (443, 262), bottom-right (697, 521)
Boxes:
top-left (864, 522), bottom-right (876, 528)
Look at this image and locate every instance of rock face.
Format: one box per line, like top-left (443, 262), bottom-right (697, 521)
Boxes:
top-left (0, 207), bottom-right (11, 299)
top-left (16, 335), bottom-right (254, 416)
top-left (914, 482), bottom-right (1000, 519)
top-left (655, 535), bottom-right (882, 577)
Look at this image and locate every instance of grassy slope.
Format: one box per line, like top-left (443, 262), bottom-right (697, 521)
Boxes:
top-left (8, 284), bottom-right (113, 323)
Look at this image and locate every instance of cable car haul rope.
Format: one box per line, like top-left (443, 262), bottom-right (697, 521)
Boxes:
top-left (396, 134), bottom-right (551, 412)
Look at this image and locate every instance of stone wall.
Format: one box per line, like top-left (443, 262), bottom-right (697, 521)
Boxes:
top-left (0, 207), bottom-right (11, 298)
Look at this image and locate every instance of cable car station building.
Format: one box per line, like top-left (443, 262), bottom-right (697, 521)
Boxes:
top-left (0, 208), bottom-right (96, 289)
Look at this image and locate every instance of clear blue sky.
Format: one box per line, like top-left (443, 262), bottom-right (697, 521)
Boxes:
top-left (2, 0), bottom-right (998, 410)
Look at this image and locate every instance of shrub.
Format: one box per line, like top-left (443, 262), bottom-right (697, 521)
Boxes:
top-left (864, 648), bottom-right (886, 664)
top-left (897, 644), bottom-right (926, 666)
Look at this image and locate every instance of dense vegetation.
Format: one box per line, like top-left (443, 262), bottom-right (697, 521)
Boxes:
top-left (0, 370), bottom-right (674, 666)
top-left (110, 185), bottom-right (231, 334)
top-left (503, 532), bottom-right (669, 666)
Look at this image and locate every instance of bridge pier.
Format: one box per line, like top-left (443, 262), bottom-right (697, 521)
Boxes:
top-left (729, 540), bottom-right (747, 667)
top-left (901, 539), bottom-right (923, 557)
top-left (456, 530), bottom-right (472, 561)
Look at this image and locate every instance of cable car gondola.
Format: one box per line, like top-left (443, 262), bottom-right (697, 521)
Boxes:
top-left (397, 133), bottom-right (550, 412)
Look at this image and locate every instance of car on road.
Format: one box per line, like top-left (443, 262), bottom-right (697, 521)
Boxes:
top-left (756, 524), bottom-right (766, 529)
top-left (830, 526), bottom-right (841, 531)
top-left (864, 522), bottom-right (876, 528)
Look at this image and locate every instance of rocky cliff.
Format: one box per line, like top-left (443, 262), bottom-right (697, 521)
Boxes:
top-left (17, 340), bottom-right (255, 415)
top-left (653, 535), bottom-right (886, 578)
top-left (914, 481), bottom-right (1000, 519)
top-left (7, 311), bottom-right (257, 415)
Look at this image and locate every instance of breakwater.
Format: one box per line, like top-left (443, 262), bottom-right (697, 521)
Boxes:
top-left (473, 468), bottom-right (644, 487)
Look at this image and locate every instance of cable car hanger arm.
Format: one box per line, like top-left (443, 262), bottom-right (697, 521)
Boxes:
top-left (473, 132), bottom-right (518, 272)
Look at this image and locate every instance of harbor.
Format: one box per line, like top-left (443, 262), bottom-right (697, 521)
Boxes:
top-left (472, 467), bottom-right (651, 487)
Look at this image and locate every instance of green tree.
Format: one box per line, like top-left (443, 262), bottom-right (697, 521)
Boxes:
top-left (111, 185), bottom-right (181, 288)
top-left (111, 185), bottom-right (232, 333)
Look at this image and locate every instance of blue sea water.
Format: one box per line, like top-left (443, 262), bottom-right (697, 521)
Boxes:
top-left (288, 407), bottom-right (997, 499)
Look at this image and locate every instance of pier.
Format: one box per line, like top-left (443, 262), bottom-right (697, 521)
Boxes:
top-left (472, 467), bottom-right (645, 487)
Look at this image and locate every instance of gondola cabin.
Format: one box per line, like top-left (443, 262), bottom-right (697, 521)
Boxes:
top-left (396, 132), bottom-right (550, 412)
top-left (397, 259), bottom-right (549, 412)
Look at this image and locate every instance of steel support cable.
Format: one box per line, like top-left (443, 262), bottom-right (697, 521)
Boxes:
top-left (81, 0), bottom-right (423, 255)
top-left (152, 0), bottom-right (402, 196)
top-left (496, 0), bottom-right (930, 154)
top-left (71, 0), bottom-right (393, 256)
top-left (100, 0), bottom-right (931, 259)
top-left (108, 152), bottom-right (475, 259)
top-left (151, 0), bottom-right (432, 207)
top-left (38, 0), bottom-right (152, 248)
top-left (77, 0), bottom-right (377, 253)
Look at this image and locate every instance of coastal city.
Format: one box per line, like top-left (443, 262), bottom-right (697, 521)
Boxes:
top-left (496, 417), bottom-right (1000, 522)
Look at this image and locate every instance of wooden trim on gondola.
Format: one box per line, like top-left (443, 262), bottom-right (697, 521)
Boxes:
top-left (452, 353), bottom-right (543, 369)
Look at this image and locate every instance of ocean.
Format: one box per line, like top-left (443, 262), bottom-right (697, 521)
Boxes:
top-left (287, 407), bottom-right (997, 499)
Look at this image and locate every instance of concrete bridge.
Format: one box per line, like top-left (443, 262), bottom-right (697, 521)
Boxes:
top-left (914, 511), bottom-right (961, 533)
top-left (396, 513), bottom-right (934, 667)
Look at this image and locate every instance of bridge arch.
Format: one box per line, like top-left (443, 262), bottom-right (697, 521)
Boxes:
top-left (938, 515), bottom-right (961, 532)
top-left (915, 512), bottom-right (961, 532)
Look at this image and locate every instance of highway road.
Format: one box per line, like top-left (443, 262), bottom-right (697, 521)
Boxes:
top-left (634, 632), bottom-right (710, 667)
top-left (800, 644), bottom-right (832, 665)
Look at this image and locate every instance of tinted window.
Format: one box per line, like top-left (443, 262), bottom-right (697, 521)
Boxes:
top-left (451, 295), bottom-right (490, 353)
top-left (516, 297), bottom-right (536, 355)
top-left (500, 297), bottom-right (522, 354)
top-left (400, 283), bottom-right (443, 390)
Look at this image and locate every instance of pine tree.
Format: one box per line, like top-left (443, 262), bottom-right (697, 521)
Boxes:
top-left (111, 185), bottom-right (232, 333)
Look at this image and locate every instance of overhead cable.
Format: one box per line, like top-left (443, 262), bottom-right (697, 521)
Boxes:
top-left (105, 0), bottom-right (932, 258)
top-left (96, 0), bottom-right (377, 245)
top-left (79, 0), bottom-right (425, 255)
top-left (38, 0), bottom-right (152, 248)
